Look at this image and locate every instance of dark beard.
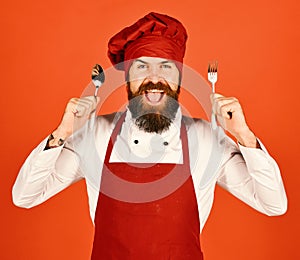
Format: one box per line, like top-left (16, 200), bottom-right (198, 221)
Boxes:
top-left (127, 81), bottom-right (180, 134)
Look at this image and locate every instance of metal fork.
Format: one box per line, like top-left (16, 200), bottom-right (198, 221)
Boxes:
top-left (208, 61), bottom-right (218, 130)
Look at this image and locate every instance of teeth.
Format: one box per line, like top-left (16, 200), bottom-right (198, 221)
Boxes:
top-left (146, 89), bottom-right (164, 93)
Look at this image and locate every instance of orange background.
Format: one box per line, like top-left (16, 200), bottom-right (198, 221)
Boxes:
top-left (1, 0), bottom-right (299, 259)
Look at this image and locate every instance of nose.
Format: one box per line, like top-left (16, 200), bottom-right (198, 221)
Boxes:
top-left (147, 66), bottom-right (160, 84)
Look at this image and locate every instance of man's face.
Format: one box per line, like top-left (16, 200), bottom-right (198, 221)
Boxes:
top-left (128, 56), bottom-right (180, 93)
top-left (127, 57), bottom-right (181, 134)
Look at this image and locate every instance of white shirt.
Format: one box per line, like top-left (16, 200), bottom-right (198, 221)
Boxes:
top-left (110, 108), bottom-right (183, 164)
top-left (12, 108), bottom-right (287, 232)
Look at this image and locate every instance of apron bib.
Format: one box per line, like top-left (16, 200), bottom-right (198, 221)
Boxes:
top-left (91, 113), bottom-right (203, 259)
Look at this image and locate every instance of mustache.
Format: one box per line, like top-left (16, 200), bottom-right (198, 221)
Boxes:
top-left (137, 81), bottom-right (173, 94)
top-left (128, 81), bottom-right (179, 100)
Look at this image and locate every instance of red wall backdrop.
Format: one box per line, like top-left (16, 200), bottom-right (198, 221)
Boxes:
top-left (1, 0), bottom-right (299, 259)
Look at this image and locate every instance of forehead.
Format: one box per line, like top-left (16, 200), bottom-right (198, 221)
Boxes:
top-left (132, 56), bottom-right (175, 64)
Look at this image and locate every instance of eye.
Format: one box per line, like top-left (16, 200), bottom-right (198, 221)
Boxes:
top-left (161, 64), bottom-right (172, 69)
top-left (137, 64), bottom-right (148, 69)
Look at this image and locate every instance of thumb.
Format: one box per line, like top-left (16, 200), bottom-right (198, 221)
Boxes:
top-left (90, 96), bottom-right (100, 114)
top-left (210, 93), bottom-right (224, 106)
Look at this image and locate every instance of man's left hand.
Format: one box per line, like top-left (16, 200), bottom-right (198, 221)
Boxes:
top-left (210, 93), bottom-right (259, 148)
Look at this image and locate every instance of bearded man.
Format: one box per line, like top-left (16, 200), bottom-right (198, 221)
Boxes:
top-left (13, 12), bottom-right (287, 259)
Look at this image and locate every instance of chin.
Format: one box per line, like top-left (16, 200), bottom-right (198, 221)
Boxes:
top-left (128, 94), bottom-right (179, 134)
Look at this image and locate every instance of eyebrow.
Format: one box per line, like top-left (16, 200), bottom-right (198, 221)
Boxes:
top-left (134, 59), bottom-right (148, 64)
top-left (134, 59), bottom-right (173, 64)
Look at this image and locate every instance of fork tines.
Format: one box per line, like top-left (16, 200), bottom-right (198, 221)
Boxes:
top-left (208, 61), bottom-right (218, 73)
top-left (208, 61), bottom-right (218, 93)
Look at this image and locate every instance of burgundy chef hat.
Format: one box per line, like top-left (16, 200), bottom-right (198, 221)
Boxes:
top-left (107, 12), bottom-right (188, 77)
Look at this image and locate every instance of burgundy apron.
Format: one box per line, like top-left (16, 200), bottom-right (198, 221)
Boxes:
top-left (91, 113), bottom-right (203, 259)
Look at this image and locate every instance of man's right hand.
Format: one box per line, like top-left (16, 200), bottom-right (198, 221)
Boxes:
top-left (49, 96), bottom-right (100, 147)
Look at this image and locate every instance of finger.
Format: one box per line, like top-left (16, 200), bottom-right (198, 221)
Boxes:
top-left (79, 96), bottom-right (101, 115)
top-left (218, 101), bottom-right (241, 119)
top-left (216, 97), bottom-right (239, 103)
top-left (210, 93), bottom-right (223, 103)
top-left (66, 98), bottom-right (80, 114)
top-left (65, 96), bottom-right (99, 118)
top-left (211, 93), bottom-right (229, 113)
top-left (211, 93), bottom-right (239, 103)
top-left (67, 97), bottom-right (94, 117)
top-left (212, 96), bottom-right (239, 115)
top-left (82, 96), bottom-right (100, 110)
top-left (211, 93), bottom-right (224, 98)
top-left (75, 101), bottom-right (96, 117)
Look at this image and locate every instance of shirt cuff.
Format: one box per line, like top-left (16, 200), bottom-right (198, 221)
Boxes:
top-left (237, 138), bottom-right (275, 170)
top-left (30, 136), bottom-right (65, 168)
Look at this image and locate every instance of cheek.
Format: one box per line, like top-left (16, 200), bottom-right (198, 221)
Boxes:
top-left (169, 83), bottom-right (179, 92)
top-left (164, 71), bottom-right (180, 89)
top-left (129, 80), bottom-right (143, 93)
top-left (129, 69), bottom-right (148, 83)
top-left (166, 79), bottom-right (179, 92)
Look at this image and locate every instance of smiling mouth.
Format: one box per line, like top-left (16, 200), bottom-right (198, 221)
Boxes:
top-left (144, 89), bottom-right (165, 104)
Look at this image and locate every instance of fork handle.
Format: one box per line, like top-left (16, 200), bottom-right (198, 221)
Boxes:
top-left (211, 112), bottom-right (217, 130)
